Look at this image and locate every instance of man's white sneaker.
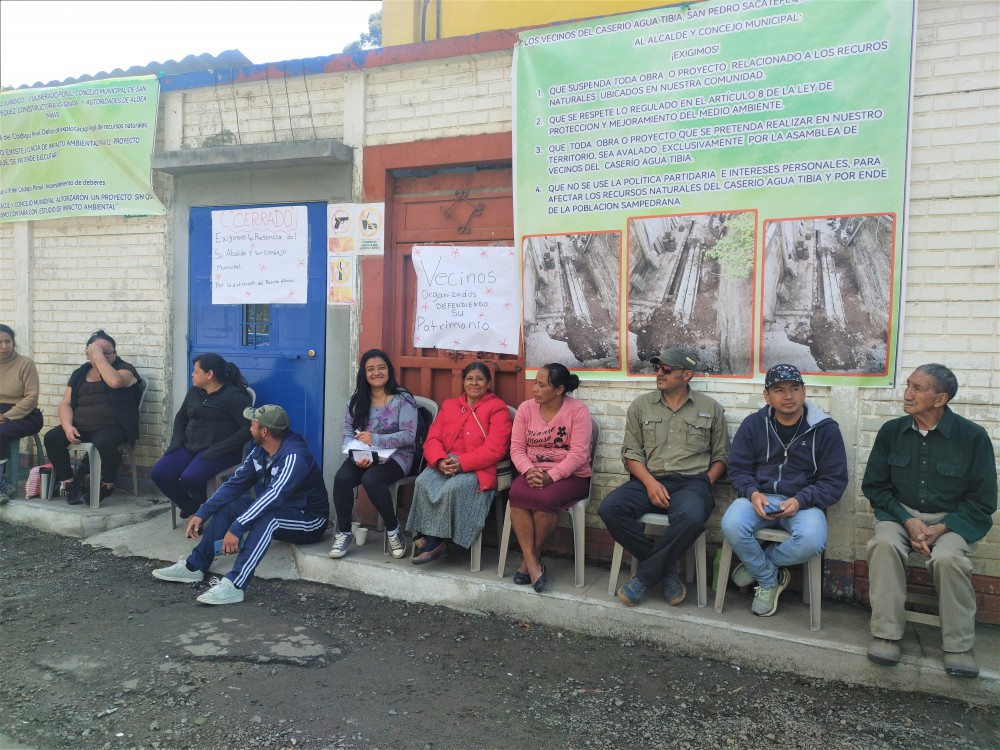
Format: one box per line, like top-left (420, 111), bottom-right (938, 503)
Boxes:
top-left (152, 557), bottom-right (204, 583)
top-left (328, 531), bottom-right (354, 558)
top-left (197, 577), bottom-right (244, 605)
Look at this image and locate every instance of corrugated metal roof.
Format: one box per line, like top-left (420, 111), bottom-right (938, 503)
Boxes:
top-left (12, 49), bottom-right (253, 89)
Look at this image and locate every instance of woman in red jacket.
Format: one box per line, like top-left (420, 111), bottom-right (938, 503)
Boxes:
top-left (407, 362), bottom-right (512, 564)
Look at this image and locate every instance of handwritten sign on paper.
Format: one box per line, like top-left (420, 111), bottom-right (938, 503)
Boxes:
top-left (412, 245), bottom-right (520, 354)
top-left (211, 206), bottom-right (308, 304)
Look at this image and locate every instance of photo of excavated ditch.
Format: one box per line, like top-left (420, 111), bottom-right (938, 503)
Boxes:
top-left (523, 232), bottom-right (622, 370)
top-left (626, 212), bottom-right (755, 376)
top-left (761, 214), bottom-right (894, 375)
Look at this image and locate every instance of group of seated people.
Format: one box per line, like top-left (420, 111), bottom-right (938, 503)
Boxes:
top-left (326, 349), bottom-right (593, 595)
top-left (0, 325), bottom-right (252, 511)
top-left (151, 348), bottom-right (594, 604)
top-left (150, 345), bottom-right (994, 680)
top-left (2, 323), bottom-right (992, 679)
top-left (0, 327), bottom-right (147, 506)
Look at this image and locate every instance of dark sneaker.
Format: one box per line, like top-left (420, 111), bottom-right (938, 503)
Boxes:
top-left (65, 480), bottom-right (84, 505)
top-left (0, 476), bottom-right (16, 501)
top-left (663, 572), bottom-right (687, 606)
top-left (328, 531), bottom-right (354, 559)
top-left (617, 576), bottom-right (647, 607)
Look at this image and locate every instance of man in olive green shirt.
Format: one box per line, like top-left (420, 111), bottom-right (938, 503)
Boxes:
top-left (863, 364), bottom-right (997, 678)
top-left (599, 347), bottom-right (729, 607)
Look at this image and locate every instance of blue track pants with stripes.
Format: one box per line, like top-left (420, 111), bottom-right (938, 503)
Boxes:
top-left (187, 494), bottom-right (328, 589)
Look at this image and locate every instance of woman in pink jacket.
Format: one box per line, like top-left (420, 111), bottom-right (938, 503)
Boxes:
top-left (407, 362), bottom-right (512, 564)
top-left (509, 363), bottom-right (592, 592)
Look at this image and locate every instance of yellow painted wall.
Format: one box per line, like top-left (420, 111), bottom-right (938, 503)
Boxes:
top-left (382, 0), bottom-right (681, 46)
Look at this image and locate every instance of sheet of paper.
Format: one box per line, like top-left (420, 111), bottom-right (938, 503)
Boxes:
top-left (342, 438), bottom-right (396, 461)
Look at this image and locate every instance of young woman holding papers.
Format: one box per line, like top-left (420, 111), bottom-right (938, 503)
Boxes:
top-left (329, 349), bottom-right (417, 560)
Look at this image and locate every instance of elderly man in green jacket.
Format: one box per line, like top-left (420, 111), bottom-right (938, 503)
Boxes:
top-left (863, 364), bottom-right (997, 678)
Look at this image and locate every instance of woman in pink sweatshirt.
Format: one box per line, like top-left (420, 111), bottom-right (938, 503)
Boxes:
top-left (509, 363), bottom-right (592, 592)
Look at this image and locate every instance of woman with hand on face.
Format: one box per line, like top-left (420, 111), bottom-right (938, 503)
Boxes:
top-left (43, 329), bottom-right (143, 505)
top-left (407, 362), bottom-right (512, 565)
top-left (329, 349), bottom-right (417, 560)
top-left (151, 353), bottom-right (252, 519)
top-left (0, 325), bottom-right (44, 503)
top-left (508, 363), bottom-right (592, 592)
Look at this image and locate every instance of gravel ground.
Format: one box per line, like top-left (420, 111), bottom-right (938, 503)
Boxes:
top-left (0, 522), bottom-right (996, 750)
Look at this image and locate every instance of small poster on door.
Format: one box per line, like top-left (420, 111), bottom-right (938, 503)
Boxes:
top-left (327, 236), bottom-right (355, 305)
top-left (327, 202), bottom-right (384, 254)
top-left (412, 245), bottom-right (521, 355)
top-left (211, 205), bottom-right (309, 304)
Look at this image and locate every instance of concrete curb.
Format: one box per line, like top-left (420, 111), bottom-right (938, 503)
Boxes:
top-left (3, 496), bottom-right (997, 706)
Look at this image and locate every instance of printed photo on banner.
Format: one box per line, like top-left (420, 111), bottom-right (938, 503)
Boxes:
top-left (627, 212), bottom-right (755, 377)
top-left (523, 232), bottom-right (621, 371)
top-left (327, 202), bottom-right (385, 254)
top-left (412, 245), bottom-right (520, 355)
top-left (211, 205), bottom-right (309, 305)
top-left (514, 0), bottom-right (916, 385)
top-left (761, 214), bottom-right (895, 377)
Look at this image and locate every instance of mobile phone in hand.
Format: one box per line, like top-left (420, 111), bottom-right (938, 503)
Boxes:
top-left (214, 538), bottom-right (245, 555)
top-left (763, 496), bottom-right (783, 514)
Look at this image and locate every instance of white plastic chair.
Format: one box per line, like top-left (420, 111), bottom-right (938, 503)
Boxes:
top-left (714, 527), bottom-right (822, 631)
top-left (496, 415), bottom-right (601, 588)
top-left (607, 516), bottom-right (708, 608)
top-left (902, 551), bottom-right (942, 628)
top-left (172, 386), bottom-right (256, 529)
top-left (49, 379), bottom-right (148, 509)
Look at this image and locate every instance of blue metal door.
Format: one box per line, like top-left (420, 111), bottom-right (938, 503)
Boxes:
top-left (189, 202), bottom-right (326, 463)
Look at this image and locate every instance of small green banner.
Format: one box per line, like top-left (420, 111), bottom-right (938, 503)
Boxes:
top-left (0, 75), bottom-right (164, 222)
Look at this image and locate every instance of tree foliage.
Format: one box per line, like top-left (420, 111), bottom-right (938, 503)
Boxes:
top-left (344, 11), bottom-right (382, 53)
top-left (705, 212), bottom-right (755, 280)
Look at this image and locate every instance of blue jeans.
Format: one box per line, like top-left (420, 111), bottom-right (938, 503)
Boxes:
top-left (720, 496), bottom-right (826, 588)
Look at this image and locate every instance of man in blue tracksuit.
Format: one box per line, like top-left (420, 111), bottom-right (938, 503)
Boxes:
top-left (720, 364), bottom-right (848, 617)
top-left (153, 404), bottom-right (329, 605)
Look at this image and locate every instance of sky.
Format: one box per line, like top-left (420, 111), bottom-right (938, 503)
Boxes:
top-left (0, 0), bottom-right (382, 88)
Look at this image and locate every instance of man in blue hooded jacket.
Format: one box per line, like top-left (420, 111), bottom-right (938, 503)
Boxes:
top-left (152, 404), bottom-right (329, 605)
top-left (720, 364), bottom-right (848, 617)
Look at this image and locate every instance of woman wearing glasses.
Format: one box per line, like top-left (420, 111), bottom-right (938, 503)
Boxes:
top-left (44, 330), bottom-right (143, 505)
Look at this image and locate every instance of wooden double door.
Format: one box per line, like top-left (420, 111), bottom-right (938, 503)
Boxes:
top-left (383, 165), bottom-right (527, 410)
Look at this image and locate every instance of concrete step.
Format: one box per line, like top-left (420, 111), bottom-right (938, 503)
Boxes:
top-left (3, 493), bottom-right (996, 706)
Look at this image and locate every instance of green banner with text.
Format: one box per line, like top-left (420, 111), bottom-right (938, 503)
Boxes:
top-left (515, 0), bottom-right (915, 386)
top-left (0, 75), bottom-right (164, 222)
